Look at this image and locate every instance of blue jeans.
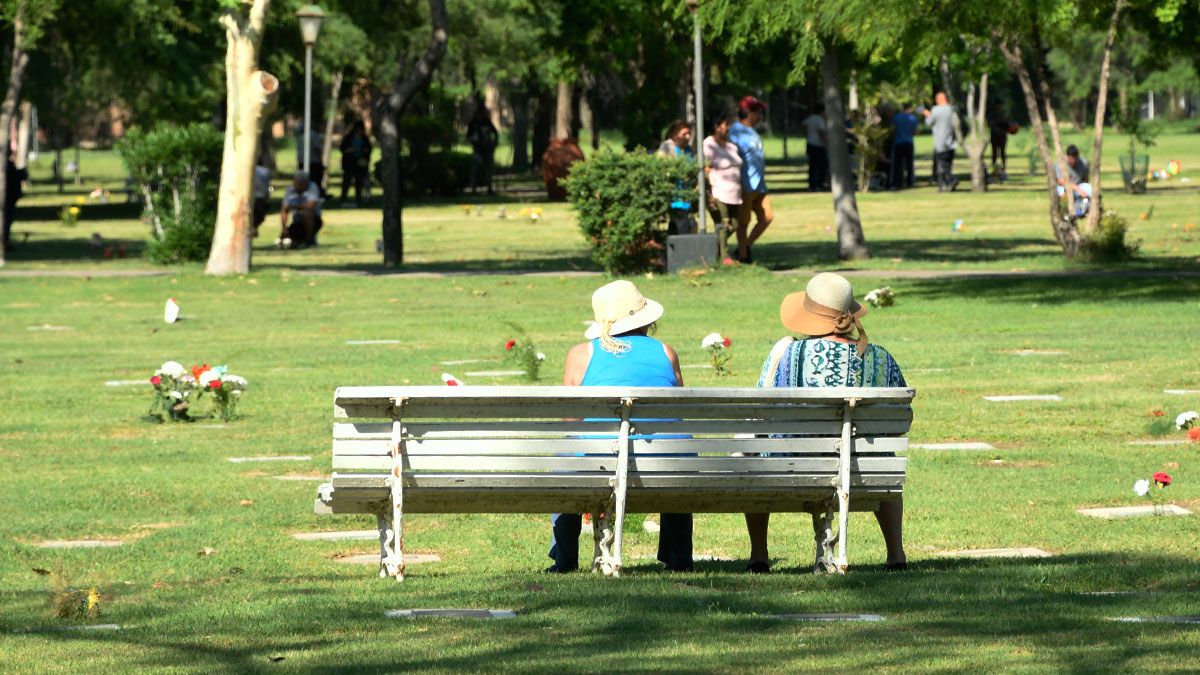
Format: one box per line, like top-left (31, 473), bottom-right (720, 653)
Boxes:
top-left (549, 512), bottom-right (693, 571)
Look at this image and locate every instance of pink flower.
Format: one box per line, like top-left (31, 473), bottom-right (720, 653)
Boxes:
top-left (150, 375), bottom-right (162, 386)
top-left (722, 337), bottom-right (732, 348)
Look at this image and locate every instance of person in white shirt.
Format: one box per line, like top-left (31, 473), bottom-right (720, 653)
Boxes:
top-left (702, 112), bottom-right (743, 249)
top-left (803, 104), bottom-right (828, 191)
top-left (279, 171), bottom-right (323, 248)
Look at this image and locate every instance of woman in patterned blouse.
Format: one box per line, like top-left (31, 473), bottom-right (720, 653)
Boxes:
top-left (745, 272), bottom-right (908, 573)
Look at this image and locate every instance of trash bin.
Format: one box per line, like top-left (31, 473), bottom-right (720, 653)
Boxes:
top-left (1119, 154), bottom-right (1149, 194)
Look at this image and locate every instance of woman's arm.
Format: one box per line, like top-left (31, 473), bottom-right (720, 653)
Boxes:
top-left (562, 342), bottom-right (591, 386)
top-left (663, 343), bottom-right (684, 387)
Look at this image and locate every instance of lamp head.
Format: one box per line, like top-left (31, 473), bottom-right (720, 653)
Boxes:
top-left (296, 4), bottom-right (325, 46)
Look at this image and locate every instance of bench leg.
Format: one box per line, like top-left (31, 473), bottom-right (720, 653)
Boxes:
top-left (590, 508), bottom-right (605, 573)
top-left (812, 504), bottom-right (838, 574)
top-left (379, 508), bottom-right (404, 582)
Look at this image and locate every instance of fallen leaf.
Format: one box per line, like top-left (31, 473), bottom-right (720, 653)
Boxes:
top-left (198, 547), bottom-right (217, 557)
top-left (269, 656), bottom-right (286, 663)
top-left (32, 568), bottom-right (50, 576)
top-left (1165, 462), bottom-right (1180, 469)
top-left (239, 499), bottom-right (254, 507)
top-left (151, 581), bottom-right (168, 590)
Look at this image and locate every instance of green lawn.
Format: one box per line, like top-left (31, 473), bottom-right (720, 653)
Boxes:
top-left (2, 264), bottom-right (1200, 671)
top-left (1, 125), bottom-right (1199, 671)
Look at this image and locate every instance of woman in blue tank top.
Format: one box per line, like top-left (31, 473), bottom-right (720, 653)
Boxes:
top-left (546, 280), bottom-right (694, 573)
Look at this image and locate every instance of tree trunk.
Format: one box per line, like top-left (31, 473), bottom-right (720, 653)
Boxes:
top-left (510, 82), bottom-right (529, 171)
top-left (378, 0), bottom-right (449, 266)
top-left (0, 1), bottom-right (30, 268)
top-left (1085, 0), bottom-right (1124, 235)
top-left (321, 69), bottom-right (344, 186)
top-left (963, 75), bottom-right (989, 192)
top-left (1030, 20), bottom-right (1075, 223)
top-left (16, 101), bottom-right (32, 169)
top-left (822, 45), bottom-right (869, 261)
top-left (531, 89), bottom-right (552, 170)
top-left (206, 0), bottom-right (278, 276)
top-left (554, 80), bottom-right (573, 139)
top-left (997, 37), bottom-right (1081, 256)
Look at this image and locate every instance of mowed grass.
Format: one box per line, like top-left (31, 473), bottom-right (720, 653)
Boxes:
top-left (5, 125), bottom-right (1200, 273)
top-left (2, 264), bottom-right (1200, 671)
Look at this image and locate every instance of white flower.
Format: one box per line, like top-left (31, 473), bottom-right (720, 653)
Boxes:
top-left (221, 374), bottom-right (248, 389)
top-left (1133, 479), bottom-right (1150, 497)
top-left (536, 352), bottom-right (546, 361)
top-left (864, 287), bottom-right (894, 308)
top-left (441, 372), bottom-right (463, 386)
top-left (159, 361), bottom-right (186, 378)
top-left (1175, 411), bottom-right (1198, 429)
top-left (231, 390), bottom-right (242, 397)
top-left (701, 332), bottom-right (725, 349)
top-left (170, 391), bottom-right (183, 400)
top-left (199, 370), bottom-right (221, 387)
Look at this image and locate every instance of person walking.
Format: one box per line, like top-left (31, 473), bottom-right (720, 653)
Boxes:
top-left (338, 120), bottom-right (373, 207)
top-left (547, 280), bottom-right (693, 573)
top-left (702, 112), bottom-right (742, 253)
top-left (467, 100), bottom-right (499, 195)
top-left (730, 96), bottom-right (773, 263)
top-left (656, 119), bottom-right (696, 235)
top-left (890, 103), bottom-right (918, 189)
top-left (988, 101), bottom-right (1012, 181)
top-left (923, 92), bottom-right (958, 191)
top-left (802, 104), bottom-right (828, 191)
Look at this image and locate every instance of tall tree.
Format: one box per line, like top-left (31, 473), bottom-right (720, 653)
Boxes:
top-left (1084, 0), bottom-right (1125, 235)
top-left (0, 0), bottom-right (58, 268)
top-left (205, 0), bottom-right (279, 275)
top-left (821, 45), bottom-right (868, 259)
top-left (375, 0), bottom-right (449, 266)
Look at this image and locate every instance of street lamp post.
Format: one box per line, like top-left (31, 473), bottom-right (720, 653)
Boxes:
top-left (688, 1), bottom-right (707, 235)
top-left (296, 5), bottom-right (325, 175)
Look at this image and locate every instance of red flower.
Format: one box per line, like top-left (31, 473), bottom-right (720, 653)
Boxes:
top-left (722, 337), bottom-right (732, 348)
top-left (505, 339), bottom-right (516, 351)
top-left (1189, 427), bottom-right (1200, 442)
top-left (209, 379), bottom-right (222, 389)
top-left (1153, 472), bottom-right (1172, 487)
top-left (446, 379), bottom-right (459, 386)
top-left (150, 375), bottom-right (162, 386)
top-left (1151, 409), bottom-right (1165, 417)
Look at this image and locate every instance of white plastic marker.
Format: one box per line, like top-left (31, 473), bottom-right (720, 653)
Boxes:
top-left (441, 373), bottom-right (464, 386)
top-left (164, 298), bottom-right (180, 324)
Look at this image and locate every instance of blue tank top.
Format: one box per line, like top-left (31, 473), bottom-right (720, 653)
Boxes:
top-left (581, 336), bottom-right (678, 387)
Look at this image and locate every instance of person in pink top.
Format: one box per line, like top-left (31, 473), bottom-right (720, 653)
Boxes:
top-left (703, 112), bottom-right (743, 252)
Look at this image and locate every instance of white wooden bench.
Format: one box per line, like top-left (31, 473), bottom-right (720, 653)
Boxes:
top-left (315, 386), bottom-right (914, 580)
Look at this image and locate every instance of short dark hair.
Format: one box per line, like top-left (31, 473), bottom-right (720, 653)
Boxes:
top-left (1066, 144), bottom-right (1079, 157)
top-left (737, 107), bottom-right (751, 120)
top-left (664, 119), bottom-right (691, 139)
top-left (709, 111), bottom-right (734, 133)
top-left (815, 103), bottom-right (826, 115)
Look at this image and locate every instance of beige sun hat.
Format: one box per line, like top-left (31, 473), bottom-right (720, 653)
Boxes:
top-left (584, 280), bottom-right (664, 352)
top-left (779, 272), bottom-right (869, 355)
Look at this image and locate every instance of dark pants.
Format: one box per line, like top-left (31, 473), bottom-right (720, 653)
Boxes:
top-left (340, 161), bottom-right (369, 205)
top-left (991, 134), bottom-right (1008, 169)
top-left (890, 142), bottom-right (914, 188)
top-left (549, 512), bottom-right (693, 571)
top-left (309, 162), bottom-right (326, 197)
top-left (287, 212), bottom-right (323, 247)
top-left (2, 201), bottom-right (14, 248)
top-left (807, 144), bottom-right (828, 191)
top-left (668, 209), bottom-right (695, 235)
top-left (470, 149), bottom-right (495, 193)
top-left (934, 150), bottom-right (957, 190)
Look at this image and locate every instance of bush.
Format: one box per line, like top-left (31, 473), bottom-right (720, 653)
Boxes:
top-left (564, 148), bottom-right (695, 275)
top-left (1083, 209), bottom-right (1140, 262)
top-left (117, 124), bottom-right (222, 264)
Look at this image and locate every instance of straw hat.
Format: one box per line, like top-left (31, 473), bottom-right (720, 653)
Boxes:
top-left (779, 272), bottom-right (869, 355)
top-left (584, 280), bottom-right (664, 351)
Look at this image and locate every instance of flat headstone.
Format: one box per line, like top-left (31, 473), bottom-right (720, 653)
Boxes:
top-left (385, 609), bottom-right (515, 619)
top-left (770, 613), bottom-right (884, 622)
top-left (335, 553), bottom-right (441, 565)
top-left (464, 370), bottom-right (526, 377)
top-left (1077, 505), bottom-right (1191, 519)
top-left (104, 379), bottom-right (148, 387)
top-left (27, 324), bottom-right (73, 331)
top-left (346, 339), bottom-right (400, 345)
top-left (937, 547), bottom-right (1051, 559)
top-left (195, 424), bottom-right (226, 429)
top-left (227, 455), bottom-right (311, 463)
top-left (1007, 350), bottom-right (1066, 357)
top-left (1079, 591), bottom-right (1155, 597)
top-left (440, 359), bottom-right (486, 366)
top-left (273, 474), bottom-right (326, 481)
top-left (36, 539), bottom-right (124, 549)
top-left (1164, 389), bottom-right (1200, 395)
top-left (984, 395), bottom-right (1062, 402)
top-left (909, 442), bottom-right (996, 451)
top-left (1127, 440), bottom-right (1187, 446)
top-left (60, 624), bottom-right (123, 631)
top-left (681, 364), bottom-right (713, 370)
top-left (293, 529), bottom-right (377, 541)
top-left (1110, 616), bottom-right (1200, 624)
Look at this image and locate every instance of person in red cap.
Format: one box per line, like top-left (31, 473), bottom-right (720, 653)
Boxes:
top-left (729, 96), bottom-right (773, 263)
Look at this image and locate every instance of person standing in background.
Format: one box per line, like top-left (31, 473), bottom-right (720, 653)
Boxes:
top-left (702, 112), bottom-right (743, 250)
top-left (339, 120), bottom-right (373, 207)
top-left (467, 100), bottom-right (499, 195)
top-left (656, 119), bottom-right (696, 235)
top-left (802, 104), bottom-right (828, 192)
top-left (923, 92), bottom-right (958, 192)
top-left (3, 154), bottom-right (28, 250)
top-left (988, 101), bottom-right (1012, 181)
top-left (890, 102), bottom-right (918, 189)
top-left (730, 96), bottom-right (773, 263)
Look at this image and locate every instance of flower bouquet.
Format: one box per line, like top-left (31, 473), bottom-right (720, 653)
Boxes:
top-left (1177, 410), bottom-right (1200, 442)
top-left (864, 287), bottom-right (895, 308)
top-left (148, 361), bottom-right (248, 422)
top-left (502, 322), bottom-right (545, 382)
top-left (1133, 472), bottom-right (1173, 515)
top-left (701, 332), bottom-right (733, 376)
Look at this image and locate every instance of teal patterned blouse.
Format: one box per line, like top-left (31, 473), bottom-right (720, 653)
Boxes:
top-left (757, 338), bottom-right (907, 389)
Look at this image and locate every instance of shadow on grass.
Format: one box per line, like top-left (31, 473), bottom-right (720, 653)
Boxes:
top-left (12, 552), bottom-right (1200, 671)
top-left (756, 236), bottom-right (1062, 269)
top-left (902, 270), bottom-right (1200, 304)
top-left (3, 236), bottom-right (149, 264)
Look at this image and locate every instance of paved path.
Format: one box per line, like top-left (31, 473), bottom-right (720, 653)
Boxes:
top-left (3, 266), bottom-right (1198, 280)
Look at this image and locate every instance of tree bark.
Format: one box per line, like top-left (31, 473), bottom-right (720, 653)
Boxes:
top-left (554, 80), bottom-right (573, 139)
top-left (206, 0), bottom-right (278, 276)
top-left (0, 0), bottom-right (30, 268)
top-left (997, 37), bottom-right (1081, 256)
top-left (1030, 19), bottom-right (1075, 222)
top-left (510, 81), bottom-right (529, 171)
top-left (378, 0), bottom-right (449, 266)
top-left (822, 45), bottom-right (869, 261)
top-left (321, 69), bottom-right (344, 187)
top-left (1084, 0), bottom-right (1124, 235)
top-left (963, 74), bottom-right (989, 192)
top-left (16, 101), bottom-right (32, 169)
